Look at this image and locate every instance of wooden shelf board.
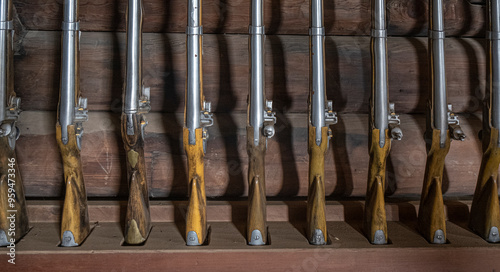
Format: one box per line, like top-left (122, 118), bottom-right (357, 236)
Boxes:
top-left (2, 199), bottom-right (499, 270)
top-left (1, 221), bottom-right (499, 271)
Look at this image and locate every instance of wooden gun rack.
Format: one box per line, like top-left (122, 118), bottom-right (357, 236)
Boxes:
top-left (1, 0), bottom-right (499, 270)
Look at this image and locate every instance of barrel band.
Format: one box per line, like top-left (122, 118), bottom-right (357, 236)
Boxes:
top-left (62, 21), bottom-right (80, 31)
top-left (249, 25), bottom-right (265, 35)
top-left (186, 26), bottom-right (203, 35)
top-left (371, 29), bottom-right (387, 38)
top-left (429, 30), bottom-right (445, 39)
top-left (488, 31), bottom-right (500, 40)
top-left (0, 20), bottom-right (13, 30)
top-left (309, 27), bottom-right (325, 36)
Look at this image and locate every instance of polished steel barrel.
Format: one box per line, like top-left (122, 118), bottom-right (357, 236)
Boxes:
top-left (248, 0), bottom-right (266, 146)
top-left (429, 0), bottom-right (447, 144)
top-left (123, 0), bottom-right (147, 138)
top-left (0, 0), bottom-right (12, 127)
top-left (185, 0), bottom-right (203, 144)
top-left (371, 0), bottom-right (389, 147)
top-left (310, 0), bottom-right (327, 146)
top-left (124, 0), bottom-right (144, 116)
top-left (489, 0), bottom-right (500, 131)
top-left (59, 0), bottom-right (80, 144)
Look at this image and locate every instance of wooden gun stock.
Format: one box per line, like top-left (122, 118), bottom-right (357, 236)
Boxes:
top-left (184, 127), bottom-right (207, 246)
top-left (0, 136), bottom-right (29, 246)
top-left (417, 129), bottom-right (450, 244)
top-left (469, 128), bottom-right (500, 243)
top-left (57, 124), bottom-right (90, 246)
top-left (363, 129), bottom-right (391, 244)
top-left (121, 113), bottom-right (151, 245)
top-left (246, 127), bottom-right (267, 246)
top-left (307, 126), bottom-right (328, 245)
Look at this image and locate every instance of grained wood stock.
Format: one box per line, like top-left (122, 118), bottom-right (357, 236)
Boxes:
top-left (0, 136), bottom-right (29, 246)
top-left (184, 127), bottom-right (207, 246)
top-left (121, 113), bottom-right (151, 245)
top-left (307, 126), bottom-right (328, 245)
top-left (247, 127), bottom-right (267, 245)
top-left (56, 124), bottom-right (89, 246)
top-left (470, 127), bottom-right (500, 243)
top-left (363, 129), bottom-right (390, 244)
top-left (418, 129), bottom-right (450, 244)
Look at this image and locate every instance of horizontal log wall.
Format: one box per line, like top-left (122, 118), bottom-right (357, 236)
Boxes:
top-left (16, 32), bottom-right (487, 114)
top-left (17, 111), bottom-right (485, 198)
top-left (10, 0), bottom-right (494, 199)
top-left (15, 0), bottom-right (485, 36)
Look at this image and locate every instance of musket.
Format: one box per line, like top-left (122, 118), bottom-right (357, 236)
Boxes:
top-left (469, 0), bottom-right (500, 243)
top-left (306, 0), bottom-right (337, 246)
top-left (57, 0), bottom-right (90, 247)
top-left (0, 0), bottom-right (29, 247)
top-left (417, 0), bottom-right (465, 244)
top-left (362, 0), bottom-right (402, 245)
top-left (122, 0), bottom-right (151, 245)
top-left (246, 0), bottom-right (276, 246)
top-left (184, 0), bottom-right (213, 246)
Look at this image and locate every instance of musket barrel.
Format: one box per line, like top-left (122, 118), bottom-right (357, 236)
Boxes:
top-left (491, 0), bottom-right (500, 34)
top-left (188, 0), bottom-right (201, 26)
top-left (310, 0), bottom-right (326, 145)
top-left (310, 0), bottom-right (323, 27)
top-left (371, 0), bottom-right (389, 146)
top-left (249, 0), bottom-right (265, 145)
top-left (371, 0), bottom-right (385, 30)
top-left (185, 0), bottom-right (202, 143)
top-left (430, 0), bottom-right (444, 31)
top-left (491, 0), bottom-right (500, 33)
top-left (490, 0), bottom-right (500, 130)
top-left (124, 0), bottom-right (143, 115)
top-left (251, 0), bottom-right (264, 27)
top-left (372, 36), bottom-right (388, 133)
top-left (63, 0), bottom-right (77, 22)
top-left (0, 0), bottom-right (11, 125)
top-left (59, 0), bottom-right (80, 143)
top-left (429, 0), bottom-right (447, 140)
